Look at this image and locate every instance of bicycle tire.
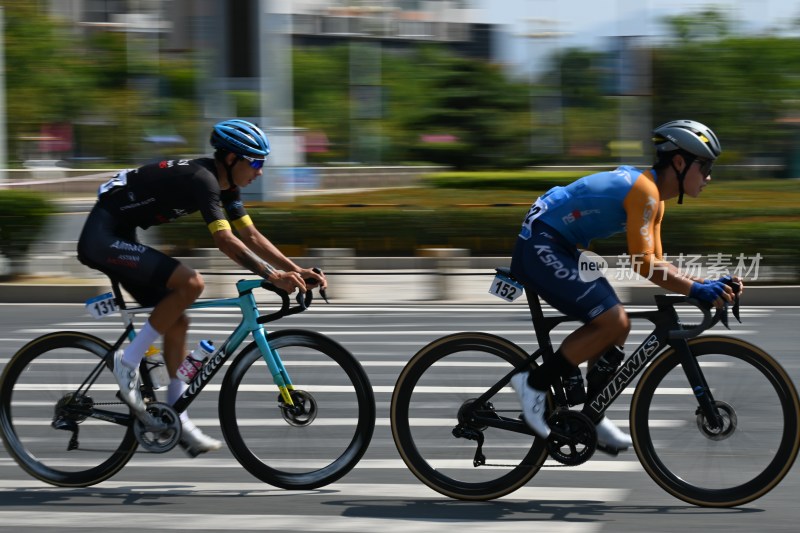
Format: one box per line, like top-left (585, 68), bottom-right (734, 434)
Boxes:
top-left (0, 332), bottom-right (138, 487)
top-left (219, 329), bottom-right (375, 489)
top-left (390, 332), bottom-right (548, 500)
top-left (631, 336), bottom-right (800, 507)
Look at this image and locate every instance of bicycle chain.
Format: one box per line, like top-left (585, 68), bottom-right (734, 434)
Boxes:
top-left (480, 461), bottom-right (576, 469)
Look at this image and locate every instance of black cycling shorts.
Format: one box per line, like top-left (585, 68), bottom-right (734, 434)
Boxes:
top-left (77, 203), bottom-right (180, 306)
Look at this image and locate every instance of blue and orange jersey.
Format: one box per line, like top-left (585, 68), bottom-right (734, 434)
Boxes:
top-left (519, 165), bottom-right (666, 277)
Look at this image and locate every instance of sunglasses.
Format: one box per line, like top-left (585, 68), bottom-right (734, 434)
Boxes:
top-left (694, 158), bottom-right (714, 177)
top-left (241, 155), bottom-right (265, 169)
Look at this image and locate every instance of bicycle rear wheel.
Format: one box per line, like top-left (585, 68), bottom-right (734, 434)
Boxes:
top-left (0, 332), bottom-right (138, 487)
top-left (631, 336), bottom-right (800, 507)
top-left (390, 332), bottom-right (548, 500)
top-left (219, 329), bottom-right (375, 489)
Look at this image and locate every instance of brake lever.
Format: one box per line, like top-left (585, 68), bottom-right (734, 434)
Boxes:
top-left (716, 304), bottom-right (730, 329)
top-left (304, 267), bottom-right (329, 303)
top-left (724, 279), bottom-right (743, 324)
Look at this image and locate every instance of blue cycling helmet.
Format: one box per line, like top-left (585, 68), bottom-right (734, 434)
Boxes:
top-left (210, 119), bottom-right (271, 159)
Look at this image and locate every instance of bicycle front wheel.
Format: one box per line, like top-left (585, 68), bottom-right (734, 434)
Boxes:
top-left (219, 329), bottom-right (375, 489)
top-left (0, 332), bottom-right (137, 487)
top-left (390, 332), bottom-right (548, 501)
top-left (631, 336), bottom-right (800, 507)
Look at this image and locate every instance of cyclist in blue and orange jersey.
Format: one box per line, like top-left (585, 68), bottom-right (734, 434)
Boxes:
top-left (77, 119), bottom-right (327, 456)
top-left (509, 119), bottom-right (742, 452)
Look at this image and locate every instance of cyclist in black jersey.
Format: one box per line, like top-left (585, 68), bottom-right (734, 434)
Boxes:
top-left (77, 119), bottom-right (326, 456)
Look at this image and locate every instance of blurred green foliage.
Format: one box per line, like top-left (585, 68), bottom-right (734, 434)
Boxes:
top-left (0, 191), bottom-right (54, 278)
top-left (3, 2), bottom-right (201, 166)
top-left (157, 173), bottom-right (800, 274)
top-left (3, 5), bottom-right (800, 172)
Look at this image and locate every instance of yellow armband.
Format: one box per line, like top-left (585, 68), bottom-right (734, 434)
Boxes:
top-left (207, 219), bottom-right (232, 234)
top-left (232, 215), bottom-right (254, 230)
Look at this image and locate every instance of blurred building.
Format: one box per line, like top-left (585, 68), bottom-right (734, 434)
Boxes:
top-left (45, 1), bottom-right (496, 172)
top-left (47, 1), bottom-right (494, 81)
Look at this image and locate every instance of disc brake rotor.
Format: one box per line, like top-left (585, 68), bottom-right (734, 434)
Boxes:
top-left (279, 389), bottom-right (318, 427)
top-left (696, 400), bottom-right (737, 441)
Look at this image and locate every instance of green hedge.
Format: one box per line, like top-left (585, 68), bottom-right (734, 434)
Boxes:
top-left (0, 190), bottom-right (54, 277)
top-left (157, 204), bottom-right (800, 267)
top-left (155, 173), bottom-right (800, 272)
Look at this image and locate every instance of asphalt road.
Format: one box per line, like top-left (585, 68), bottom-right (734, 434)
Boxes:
top-left (0, 300), bottom-right (798, 532)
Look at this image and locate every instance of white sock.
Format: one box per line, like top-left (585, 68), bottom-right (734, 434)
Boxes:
top-left (122, 321), bottom-right (160, 368)
top-left (167, 378), bottom-right (188, 406)
top-left (167, 378), bottom-right (191, 424)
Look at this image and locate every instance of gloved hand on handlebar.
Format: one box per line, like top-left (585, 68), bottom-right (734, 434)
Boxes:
top-left (705, 275), bottom-right (744, 295)
top-left (690, 280), bottom-right (731, 304)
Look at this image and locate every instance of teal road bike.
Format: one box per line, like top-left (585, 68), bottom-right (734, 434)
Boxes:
top-left (0, 277), bottom-right (376, 488)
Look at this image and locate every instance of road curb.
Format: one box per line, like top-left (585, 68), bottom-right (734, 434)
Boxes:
top-left (0, 279), bottom-right (798, 305)
top-left (0, 282), bottom-right (107, 303)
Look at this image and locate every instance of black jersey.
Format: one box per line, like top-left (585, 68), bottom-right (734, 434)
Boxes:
top-left (97, 158), bottom-right (250, 234)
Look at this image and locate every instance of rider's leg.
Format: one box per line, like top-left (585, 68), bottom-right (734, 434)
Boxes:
top-left (119, 264), bottom-right (203, 370)
top-left (560, 305), bottom-right (632, 451)
top-left (530, 304), bottom-right (630, 390)
top-left (149, 264), bottom-right (205, 336)
top-left (560, 304), bottom-right (630, 366)
top-left (114, 264), bottom-right (203, 416)
top-left (158, 287), bottom-right (222, 456)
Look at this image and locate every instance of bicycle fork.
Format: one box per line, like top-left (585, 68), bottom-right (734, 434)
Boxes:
top-left (252, 328), bottom-right (296, 407)
top-left (673, 339), bottom-right (725, 431)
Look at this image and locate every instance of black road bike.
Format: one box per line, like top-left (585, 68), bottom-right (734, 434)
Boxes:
top-left (390, 268), bottom-right (799, 507)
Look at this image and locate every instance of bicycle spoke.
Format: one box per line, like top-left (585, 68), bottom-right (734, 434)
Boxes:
top-left (632, 337), bottom-right (800, 507)
top-left (220, 331), bottom-right (374, 489)
top-left (391, 333), bottom-right (547, 500)
top-left (0, 333), bottom-right (137, 487)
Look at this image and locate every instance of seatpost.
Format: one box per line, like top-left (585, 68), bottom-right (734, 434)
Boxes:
top-left (525, 288), bottom-right (555, 354)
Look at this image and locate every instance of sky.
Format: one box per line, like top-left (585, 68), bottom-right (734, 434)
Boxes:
top-left (471, 0), bottom-right (800, 75)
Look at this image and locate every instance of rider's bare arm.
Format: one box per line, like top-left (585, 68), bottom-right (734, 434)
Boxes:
top-left (623, 175), bottom-right (695, 296)
top-left (211, 227), bottom-right (307, 292)
top-left (236, 223), bottom-right (327, 289)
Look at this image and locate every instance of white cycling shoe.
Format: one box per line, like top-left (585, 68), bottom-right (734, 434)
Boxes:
top-left (112, 350), bottom-right (147, 418)
top-left (595, 417), bottom-right (632, 452)
top-left (180, 420), bottom-right (223, 458)
top-left (510, 371), bottom-right (551, 438)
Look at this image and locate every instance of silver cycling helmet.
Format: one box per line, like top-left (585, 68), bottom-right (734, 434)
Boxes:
top-left (652, 119), bottom-right (722, 203)
top-left (653, 119), bottom-right (721, 160)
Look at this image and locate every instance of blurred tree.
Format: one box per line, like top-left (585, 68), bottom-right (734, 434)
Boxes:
top-left (653, 8), bottom-right (800, 167)
top-left (662, 9), bottom-right (733, 42)
top-left (2, 3), bottom-right (96, 163)
top-left (393, 47), bottom-right (530, 169)
top-left (293, 46), bottom-right (352, 163)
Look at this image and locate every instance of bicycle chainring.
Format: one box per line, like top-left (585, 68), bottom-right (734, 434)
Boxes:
top-left (546, 410), bottom-right (597, 466)
top-left (132, 402), bottom-right (182, 453)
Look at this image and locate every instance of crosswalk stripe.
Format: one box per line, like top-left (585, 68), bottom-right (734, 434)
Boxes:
top-left (0, 457), bottom-right (643, 472)
top-left (1, 415), bottom-right (683, 430)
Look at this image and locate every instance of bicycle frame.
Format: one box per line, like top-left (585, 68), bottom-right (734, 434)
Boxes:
top-left (466, 289), bottom-right (724, 435)
top-left (80, 279), bottom-right (305, 427)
